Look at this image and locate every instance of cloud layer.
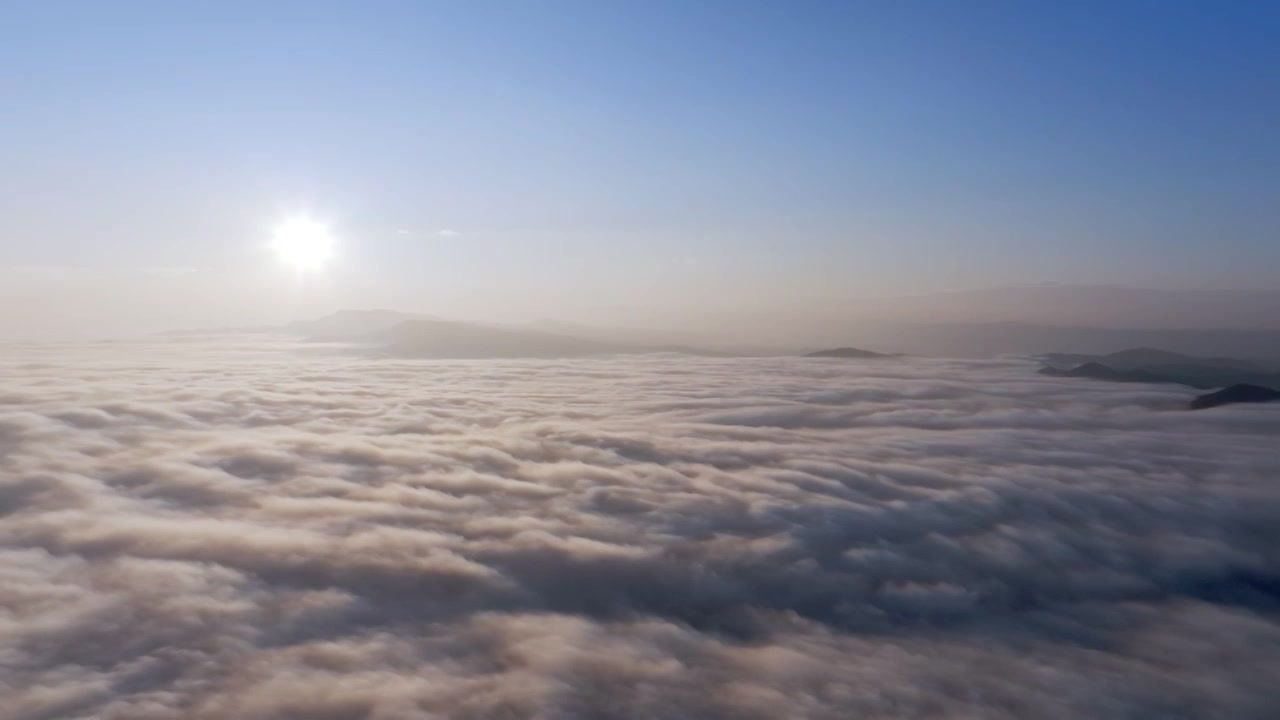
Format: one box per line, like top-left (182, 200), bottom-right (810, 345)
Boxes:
top-left (2, 338), bottom-right (1279, 719)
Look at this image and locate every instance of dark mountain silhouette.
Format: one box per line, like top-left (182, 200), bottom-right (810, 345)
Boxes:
top-left (806, 347), bottom-right (894, 359)
top-left (1190, 384), bottom-right (1280, 410)
top-left (1037, 347), bottom-right (1280, 391)
top-left (1037, 362), bottom-right (1182, 385)
top-left (871, 322), bottom-right (1280, 358)
top-left (1040, 347), bottom-right (1261, 372)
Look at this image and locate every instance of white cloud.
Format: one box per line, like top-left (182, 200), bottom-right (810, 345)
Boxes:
top-left (1, 341), bottom-right (1278, 718)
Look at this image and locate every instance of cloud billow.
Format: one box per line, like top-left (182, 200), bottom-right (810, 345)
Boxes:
top-left (1, 341), bottom-right (1279, 719)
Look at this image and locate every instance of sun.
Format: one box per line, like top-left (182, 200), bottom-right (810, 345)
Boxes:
top-left (272, 216), bottom-right (335, 271)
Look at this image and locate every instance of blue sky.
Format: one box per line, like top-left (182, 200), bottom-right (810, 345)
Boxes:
top-left (1, 1), bottom-right (1277, 333)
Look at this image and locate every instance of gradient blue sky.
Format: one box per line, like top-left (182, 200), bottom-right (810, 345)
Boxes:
top-left (2, 1), bottom-right (1277, 334)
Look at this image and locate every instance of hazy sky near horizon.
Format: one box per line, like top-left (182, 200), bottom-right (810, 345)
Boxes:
top-left (2, 1), bottom-right (1278, 336)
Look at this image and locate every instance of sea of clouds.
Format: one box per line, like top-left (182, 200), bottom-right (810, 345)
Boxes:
top-left (2, 337), bottom-right (1279, 719)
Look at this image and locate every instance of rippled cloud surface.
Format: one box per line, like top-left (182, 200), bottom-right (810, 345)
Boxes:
top-left (3, 338), bottom-right (1279, 719)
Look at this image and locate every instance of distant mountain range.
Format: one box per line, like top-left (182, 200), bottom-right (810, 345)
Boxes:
top-left (1037, 348), bottom-right (1280, 390)
top-left (862, 322), bottom-right (1280, 359)
top-left (284, 309), bottom-right (436, 341)
top-left (704, 285), bottom-right (1280, 357)
top-left (1039, 347), bottom-right (1261, 373)
top-left (1038, 362), bottom-right (1181, 385)
top-left (271, 310), bottom-right (717, 359)
top-left (878, 285), bottom-right (1280, 332)
top-left (379, 317), bottom-right (641, 359)
top-left (161, 312), bottom-right (1280, 411)
top-left (1036, 347), bottom-right (1280, 409)
top-left (805, 347), bottom-right (896, 359)
top-left (176, 310), bottom-right (909, 360)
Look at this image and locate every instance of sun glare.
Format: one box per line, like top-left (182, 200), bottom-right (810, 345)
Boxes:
top-left (272, 216), bottom-right (335, 271)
